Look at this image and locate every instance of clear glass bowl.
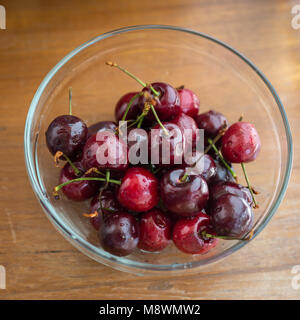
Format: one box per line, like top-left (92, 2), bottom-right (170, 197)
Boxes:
top-left (24, 25), bottom-right (293, 275)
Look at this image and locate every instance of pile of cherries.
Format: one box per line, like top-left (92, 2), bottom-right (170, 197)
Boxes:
top-left (45, 62), bottom-right (261, 257)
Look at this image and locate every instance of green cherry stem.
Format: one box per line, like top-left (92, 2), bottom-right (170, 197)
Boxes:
top-left (207, 138), bottom-right (237, 181)
top-left (63, 153), bottom-right (81, 176)
top-left (82, 171), bottom-right (111, 218)
top-left (105, 61), bottom-right (160, 97)
top-left (53, 177), bottom-right (121, 199)
top-left (137, 115), bottom-right (145, 128)
top-left (241, 162), bottom-right (258, 208)
top-left (54, 151), bottom-right (81, 176)
top-left (121, 92), bottom-right (142, 122)
top-left (98, 170), bottom-right (110, 213)
top-left (201, 231), bottom-right (253, 241)
top-left (84, 167), bottom-right (106, 177)
top-left (69, 87), bottom-right (72, 115)
top-left (104, 170), bottom-right (110, 189)
top-left (55, 177), bottom-right (121, 190)
top-left (149, 103), bottom-right (169, 135)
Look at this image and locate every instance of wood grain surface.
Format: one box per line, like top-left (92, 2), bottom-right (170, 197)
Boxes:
top-left (0, 0), bottom-right (299, 300)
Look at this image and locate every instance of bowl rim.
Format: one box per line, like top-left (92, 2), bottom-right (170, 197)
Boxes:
top-left (24, 24), bottom-right (293, 272)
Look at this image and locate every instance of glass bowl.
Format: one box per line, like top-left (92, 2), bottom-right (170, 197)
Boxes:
top-left (24, 25), bottom-right (292, 275)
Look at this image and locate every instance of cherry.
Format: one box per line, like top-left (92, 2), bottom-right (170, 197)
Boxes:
top-left (177, 88), bottom-right (200, 118)
top-left (210, 194), bottom-right (253, 237)
top-left (87, 121), bottom-right (117, 139)
top-left (209, 157), bottom-right (235, 185)
top-left (160, 168), bottom-right (209, 216)
top-left (117, 167), bottom-right (159, 212)
top-left (115, 92), bottom-right (140, 122)
top-left (221, 122), bottom-right (261, 163)
top-left (171, 112), bottom-right (198, 147)
top-left (99, 211), bottom-right (139, 256)
top-left (209, 181), bottom-right (253, 207)
top-left (138, 209), bottom-right (171, 252)
top-left (46, 115), bottom-right (87, 159)
top-left (89, 190), bottom-right (123, 230)
top-left (82, 132), bottom-right (128, 171)
top-left (139, 82), bottom-right (181, 121)
top-left (172, 212), bottom-right (217, 254)
top-left (59, 160), bottom-right (100, 201)
top-left (182, 153), bottom-right (217, 184)
top-left (195, 110), bottom-right (228, 138)
top-left (148, 122), bottom-right (185, 167)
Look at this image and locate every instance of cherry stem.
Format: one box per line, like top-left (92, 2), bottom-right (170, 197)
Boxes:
top-left (208, 138), bottom-right (237, 181)
top-left (119, 92), bottom-right (151, 132)
top-left (149, 103), bottom-right (169, 135)
top-left (84, 167), bottom-right (106, 177)
top-left (180, 126), bottom-right (227, 182)
top-left (241, 162), bottom-right (258, 208)
top-left (82, 206), bottom-right (116, 218)
top-left (104, 170), bottom-right (110, 189)
top-left (137, 115), bottom-right (145, 128)
top-left (121, 92), bottom-right (142, 122)
top-left (82, 171), bottom-right (111, 218)
top-left (201, 231), bottom-right (252, 241)
top-left (54, 151), bottom-right (81, 176)
top-left (53, 177), bottom-right (121, 198)
top-left (105, 61), bottom-right (160, 96)
top-left (136, 101), bottom-right (151, 128)
top-left (82, 211), bottom-right (98, 218)
top-left (124, 112), bottom-right (146, 130)
top-left (69, 87), bottom-right (72, 115)
top-left (153, 167), bottom-right (162, 175)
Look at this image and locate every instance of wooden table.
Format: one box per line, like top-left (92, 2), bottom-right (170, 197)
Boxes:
top-left (0, 0), bottom-right (299, 300)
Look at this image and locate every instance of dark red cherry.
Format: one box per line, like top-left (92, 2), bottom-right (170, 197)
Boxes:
top-left (195, 110), bottom-right (228, 138)
top-left (117, 167), bottom-right (159, 212)
top-left (115, 92), bottom-right (140, 122)
top-left (177, 88), bottom-right (200, 118)
top-left (46, 115), bottom-right (87, 159)
top-left (82, 132), bottom-right (128, 171)
top-left (209, 181), bottom-right (253, 207)
top-left (89, 190), bottom-right (123, 230)
top-left (209, 157), bottom-right (235, 185)
top-left (221, 122), bottom-right (261, 163)
top-left (210, 194), bottom-right (253, 237)
top-left (183, 153), bottom-right (217, 184)
top-left (172, 212), bottom-right (217, 254)
top-left (87, 121), bottom-right (117, 139)
top-left (171, 112), bottom-right (198, 148)
top-left (148, 122), bottom-right (185, 167)
top-left (99, 211), bottom-right (139, 256)
top-left (138, 209), bottom-right (171, 252)
top-left (160, 168), bottom-right (209, 216)
top-left (139, 82), bottom-right (180, 121)
top-left (59, 161), bottom-right (100, 201)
